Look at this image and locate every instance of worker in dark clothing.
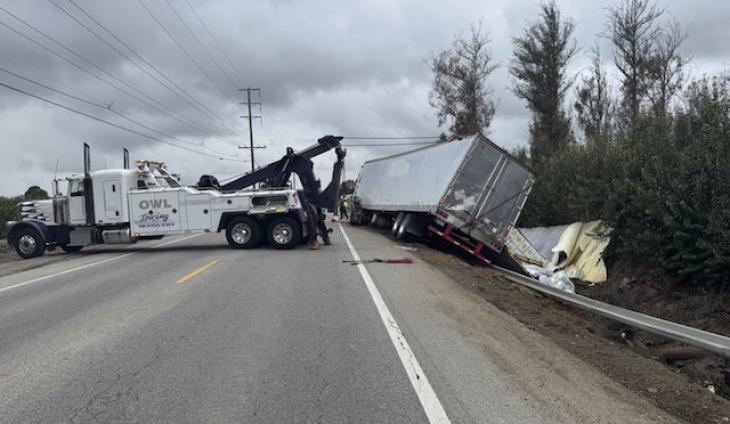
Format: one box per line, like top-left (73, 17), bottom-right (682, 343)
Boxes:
top-left (339, 197), bottom-right (350, 220)
top-left (306, 204), bottom-right (332, 250)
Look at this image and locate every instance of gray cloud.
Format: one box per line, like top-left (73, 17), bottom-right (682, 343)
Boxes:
top-left (0, 0), bottom-right (726, 195)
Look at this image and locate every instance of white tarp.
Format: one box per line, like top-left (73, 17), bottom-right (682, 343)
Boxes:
top-left (508, 220), bottom-right (611, 285)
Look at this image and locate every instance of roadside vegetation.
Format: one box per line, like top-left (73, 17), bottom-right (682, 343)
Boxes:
top-left (430, 0), bottom-right (729, 289)
top-left (0, 185), bottom-right (48, 238)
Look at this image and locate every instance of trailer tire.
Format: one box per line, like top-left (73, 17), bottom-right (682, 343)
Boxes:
top-left (13, 227), bottom-right (46, 259)
top-left (226, 216), bottom-right (262, 249)
top-left (60, 245), bottom-right (83, 253)
top-left (266, 216), bottom-right (301, 249)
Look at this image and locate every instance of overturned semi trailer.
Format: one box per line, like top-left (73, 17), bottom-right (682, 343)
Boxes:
top-left (351, 135), bottom-right (534, 265)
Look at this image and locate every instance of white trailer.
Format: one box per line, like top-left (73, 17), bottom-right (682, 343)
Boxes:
top-left (351, 135), bottom-right (534, 263)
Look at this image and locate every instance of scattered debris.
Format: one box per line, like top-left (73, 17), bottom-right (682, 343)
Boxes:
top-left (659, 346), bottom-right (708, 362)
top-left (523, 265), bottom-right (576, 293)
top-left (647, 387), bottom-right (659, 394)
top-left (396, 245), bottom-right (418, 252)
top-left (508, 220), bottom-right (611, 284)
top-left (342, 258), bottom-right (414, 265)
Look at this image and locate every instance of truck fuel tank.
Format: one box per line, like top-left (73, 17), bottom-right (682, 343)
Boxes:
top-left (101, 228), bottom-right (136, 244)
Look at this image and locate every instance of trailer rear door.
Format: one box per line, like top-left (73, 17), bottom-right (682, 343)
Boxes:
top-left (472, 159), bottom-right (533, 248)
top-left (441, 140), bottom-right (502, 222)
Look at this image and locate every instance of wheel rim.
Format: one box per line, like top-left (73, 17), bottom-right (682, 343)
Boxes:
top-left (231, 223), bottom-right (252, 245)
top-left (18, 235), bottom-right (37, 255)
top-left (272, 223), bottom-right (294, 245)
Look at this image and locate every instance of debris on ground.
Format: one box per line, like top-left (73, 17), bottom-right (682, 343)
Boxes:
top-left (396, 245), bottom-right (418, 252)
top-left (508, 220), bottom-right (611, 284)
top-left (342, 258), bottom-right (414, 265)
top-left (523, 264), bottom-right (576, 293)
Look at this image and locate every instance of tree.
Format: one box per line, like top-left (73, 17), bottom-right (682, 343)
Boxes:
top-left (429, 23), bottom-right (497, 137)
top-left (24, 186), bottom-right (48, 200)
top-left (574, 47), bottom-right (614, 140)
top-left (510, 1), bottom-right (577, 163)
top-left (647, 19), bottom-right (689, 115)
top-left (606, 0), bottom-right (664, 125)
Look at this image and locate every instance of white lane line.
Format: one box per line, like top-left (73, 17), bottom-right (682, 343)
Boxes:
top-left (0, 233), bottom-right (204, 295)
top-left (339, 224), bottom-right (451, 424)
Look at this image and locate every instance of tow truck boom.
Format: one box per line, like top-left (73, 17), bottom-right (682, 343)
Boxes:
top-left (219, 135), bottom-right (346, 212)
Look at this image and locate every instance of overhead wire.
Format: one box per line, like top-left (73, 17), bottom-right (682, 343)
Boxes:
top-left (0, 64), bottom-right (229, 155)
top-left (342, 136), bottom-right (441, 140)
top-left (52, 0), bottom-right (246, 137)
top-left (0, 6), bottom-right (218, 137)
top-left (182, 0), bottom-right (252, 87)
top-left (182, 0), bottom-right (289, 159)
top-left (136, 0), bottom-right (240, 113)
top-left (164, 0), bottom-right (238, 91)
top-left (0, 79), bottom-right (244, 161)
top-left (342, 142), bottom-right (438, 147)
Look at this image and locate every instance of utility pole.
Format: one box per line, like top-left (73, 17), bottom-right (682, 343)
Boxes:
top-left (239, 88), bottom-right (262, 172)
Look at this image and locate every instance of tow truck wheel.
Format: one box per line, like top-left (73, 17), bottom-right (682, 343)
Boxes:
top-left (60, 245), bottom-right (83, 253)
top-left (14, 228), bottom-right (46, 259)
top-left (226, 216), bottom-right (262, 249)
top-left (266, 216), bottom-right (301, 249)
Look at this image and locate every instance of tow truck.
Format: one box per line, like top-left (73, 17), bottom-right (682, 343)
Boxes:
top-left (7, 135), bottom-right (346, 259)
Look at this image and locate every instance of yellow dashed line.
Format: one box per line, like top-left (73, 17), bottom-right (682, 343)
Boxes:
top-left (175, 260), bottom-right (220, 285)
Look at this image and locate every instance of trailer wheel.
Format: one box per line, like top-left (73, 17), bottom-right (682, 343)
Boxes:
top-left (266, 216), bottom-right (301, 249)
top-left (226, 216), bottom-right (262, 249)
top-left (60, 245), bottom-right (83, 253)
top-left (13, 228), bottom-right (46, 259)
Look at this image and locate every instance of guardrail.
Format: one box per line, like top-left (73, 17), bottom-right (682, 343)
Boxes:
top-left (491, 266), bottom-right (730, 358)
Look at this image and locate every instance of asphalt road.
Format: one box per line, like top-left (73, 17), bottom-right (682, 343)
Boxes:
top-left (0, 225), bottom-right (680, 423)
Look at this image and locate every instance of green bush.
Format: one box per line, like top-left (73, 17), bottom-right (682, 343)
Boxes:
top-left (0, 196), bottom-right (23, 238)
top-left (520, 77), bottom-right (730, 288)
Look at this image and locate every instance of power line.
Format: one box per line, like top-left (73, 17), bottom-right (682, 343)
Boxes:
top-left (342, 142), bottom-right (438, 147)
top-left (137, 0), bottom-right (239, 113)
top-left (0, 6), bottom-right (218, 137)
top-left (0, 64), bottom-right (228, 155)
top-left (181, 0), bottom-right (287, 157)
top-left (53, 0), bottom-right (245, 137)
top-left (165, 0), bottom-right (238, 91)
top-left (182, 0), bottom-right (251, 87)
top-left (0, 79), bottom-right (244, 161)
top-left (342, 136), bottom-right (441, 140)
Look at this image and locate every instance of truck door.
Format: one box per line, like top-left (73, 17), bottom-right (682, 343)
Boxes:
top-left (68, 179), bottom-right (86, 225)
top-left (103, 180), bottom-right (123, 221)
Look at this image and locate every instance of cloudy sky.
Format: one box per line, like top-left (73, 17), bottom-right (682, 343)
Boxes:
top-left (0, 0), bottom-right (727, 196)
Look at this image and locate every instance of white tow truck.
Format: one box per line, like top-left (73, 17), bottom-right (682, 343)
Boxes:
top-left (7, 136), bottom-right (346, 259)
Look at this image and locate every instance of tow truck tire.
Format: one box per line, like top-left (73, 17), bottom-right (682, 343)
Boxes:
top-left (266, 216), bottom-right (301, 249)
top-left (226, 216), bottom-right (262, 249)
top-left (60, 245), bottom-right (83, 253)
top-left (13, 227), bottom-right (46, 259)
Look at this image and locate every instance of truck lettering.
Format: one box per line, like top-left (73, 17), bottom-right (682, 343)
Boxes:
top-left (138, 199), bottom-right (172, 209)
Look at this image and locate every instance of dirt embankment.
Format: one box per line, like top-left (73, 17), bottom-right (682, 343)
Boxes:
top-left (414, 244), bottom-right (730, 424)
top-left (579, 259), bottom-right (730, 399)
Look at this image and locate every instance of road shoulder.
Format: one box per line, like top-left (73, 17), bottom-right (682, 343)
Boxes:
top-left (344, 224), bottom-right (690, 423)
top-left (414, 235), bottom-right (730, 424)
